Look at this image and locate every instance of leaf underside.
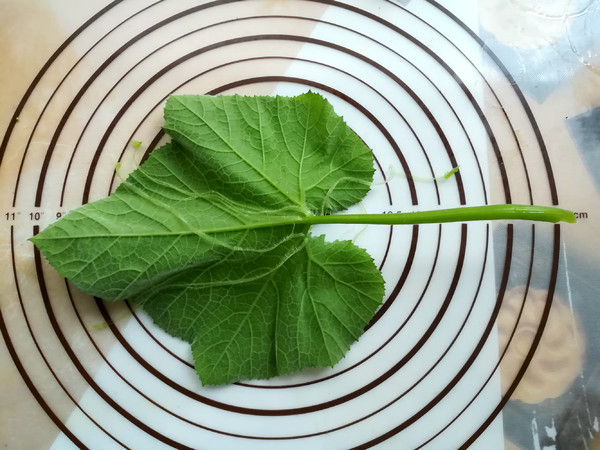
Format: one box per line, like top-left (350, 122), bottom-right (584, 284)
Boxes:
top-left (32, 92), bottom-right (385, 385)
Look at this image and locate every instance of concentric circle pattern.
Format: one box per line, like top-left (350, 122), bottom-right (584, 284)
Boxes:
top-left (1, 1), bottom-right (563, 448)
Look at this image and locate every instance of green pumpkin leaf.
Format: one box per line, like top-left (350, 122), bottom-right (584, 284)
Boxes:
top-left (32, 92), bottom-right (576, 385)
top-left (31, 92), bottom-right (384, 385)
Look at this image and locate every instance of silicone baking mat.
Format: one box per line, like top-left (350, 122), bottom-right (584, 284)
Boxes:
top-left (1, 1), bottom-right (599, 448)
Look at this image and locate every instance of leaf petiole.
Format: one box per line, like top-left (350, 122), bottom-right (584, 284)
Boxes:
top-left (304, 204), bottom-right (576, 226)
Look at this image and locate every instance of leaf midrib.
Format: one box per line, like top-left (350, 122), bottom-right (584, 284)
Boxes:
top-left (31, 218), bottom-right (308, 240)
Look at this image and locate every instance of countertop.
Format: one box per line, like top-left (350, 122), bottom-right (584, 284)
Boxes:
top-left (1, 1), bottom-right (599, 448)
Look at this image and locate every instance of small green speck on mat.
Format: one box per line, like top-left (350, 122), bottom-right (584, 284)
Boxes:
top-left (91, 321), bottom-right (109, 331)
top-left (443, 166), bottom-right (460, 179)
top-left (114, 162), bottom-right (124, 181)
